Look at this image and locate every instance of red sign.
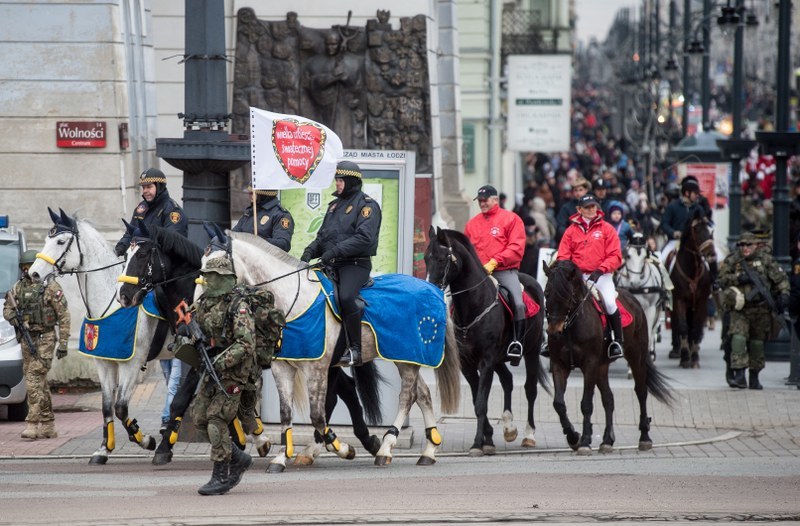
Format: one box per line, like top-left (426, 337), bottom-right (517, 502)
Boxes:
top-left (271, 119), bottom-right (324, 184)
top-left (56, 121), bottom-right (106, 148)
top-left (683, 164), bottom-right (717, 208)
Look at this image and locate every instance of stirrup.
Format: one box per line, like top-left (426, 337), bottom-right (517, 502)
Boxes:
top-left (337, 348), bottom-right (362, 367)
top-left (607, 341), bottom-right (623, 360)
top-left (507, 340), bottom-right (523, 359)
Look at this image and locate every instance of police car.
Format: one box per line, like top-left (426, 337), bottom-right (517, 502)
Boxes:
top-left (0, 215), bottom-right (28, 420)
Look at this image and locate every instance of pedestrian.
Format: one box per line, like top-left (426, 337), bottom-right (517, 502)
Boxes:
top-left (718, 231), bottom-right (790, 389)
top-left (300, 161), bottom-right (382, 367)
top-left (3, 250), bottom-right (71, 439)
top-left (190, 257), bottom-right (257, 495)
top-left (555, 177), bottom-right (591, 242)
top-left (606, 200), bottom-right (634, 251)
top-left (556, 193), bottom-right (624, 360)
top-left (114, 167), bottom-right (188, 434)
top-left (464, 184), bottom-right (527, 364)
top-left (232, 187), bottom-right (294, 252)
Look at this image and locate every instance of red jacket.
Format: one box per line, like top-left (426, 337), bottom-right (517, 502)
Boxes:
top-left (464, 204), bottom-right (525, 270)
top-left (557, 211), bottom-right (622, 274)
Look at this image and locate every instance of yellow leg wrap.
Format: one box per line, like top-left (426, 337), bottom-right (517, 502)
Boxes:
top-left (169, 416), bottom-right (181, 445)
top-left (232, 418), bottom-right (246, 446)
top-left (106, 422), bottom-right (115, 451)
top-left (254, 418), bottom-right (264, 435)
top-left (323, 426), bottom-right (341, 452)
top-left (125, 418), bottom-right (144, 444)
top-left (426, 427), bottom-right (442, 446)
top-left (285, 428), bottom-right (294, 458)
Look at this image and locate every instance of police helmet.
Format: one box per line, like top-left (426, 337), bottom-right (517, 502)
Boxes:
top-left (139, 167), bottom-right (167, 197)
top-left (19, 250), bottom-right (38, 268)
top-left (335, 160), bottom-right (363, 195)
top-left (200, 257), bottom-right (235, 275)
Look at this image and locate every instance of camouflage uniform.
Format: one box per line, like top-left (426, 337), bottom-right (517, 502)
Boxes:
top-left (719, 234), bottom-right (789, 373)
top-left (3, 276), bottom-right (70, 436)
top-left (190, 284), bottom-right (257, 462)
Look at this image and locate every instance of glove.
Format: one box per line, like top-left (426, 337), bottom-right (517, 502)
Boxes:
top-left (300, 249), bottom-right (313, 263)
top-left (483, 259), bottom-right (498, 274)
top-left (56, 344), bottom-right (68, 360)
top-left (589, 270), bottom-right (603, 282)
top-left (22, 321), bottom-right (30, 331)
top-left (320, 250), bottom-right (336, 265)
top-left (737, 272), bottom-right (751, 286)
top-left (9, 318), bottom-right (18, 328)
top-left (672, 231), bottom-right (682, 240)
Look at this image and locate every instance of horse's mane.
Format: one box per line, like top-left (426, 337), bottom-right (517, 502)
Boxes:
top-left (679, 206), bottom-right (706, 243)
top-left (151, 226), bottom-right (203, 268)
top-left (547, 259), bottom-right (585, 300)
top-left (441, 229), bottom-right (484, 265)
top-left (228, 230), bottom-right (304, 270)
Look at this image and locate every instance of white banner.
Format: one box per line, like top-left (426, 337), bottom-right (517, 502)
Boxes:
top-left (250, 107), bottom-right (343, 190)
top-left (507, 55), bottom-right (572, 152)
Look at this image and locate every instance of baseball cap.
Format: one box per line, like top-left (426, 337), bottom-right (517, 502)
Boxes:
top-left (577, 194), bottom-right (600, 208)
top-left (474, 185), bottom-right (499, 201)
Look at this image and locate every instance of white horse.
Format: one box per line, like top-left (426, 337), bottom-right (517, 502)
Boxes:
top-left (204, 230), bottom-right (462, 471)
top-left (615, 238), bottom-right (666, 366)
top-left (29, 209), bottom-right (162, 464)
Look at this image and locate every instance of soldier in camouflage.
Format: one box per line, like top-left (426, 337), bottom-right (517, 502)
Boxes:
top-left (2, 250), bottom-right (70, 439)
top-left (718, 231), bottom-right (789, 389)
top-left (190, 257), bottom-right (257, 496)
top-left (232, 187), bottom-right (294, 252)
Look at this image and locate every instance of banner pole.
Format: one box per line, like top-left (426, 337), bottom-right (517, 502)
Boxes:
top-left (252, 189), bottom-right (258, 237)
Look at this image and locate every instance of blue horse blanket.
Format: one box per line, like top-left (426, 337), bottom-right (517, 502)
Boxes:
top-left (78, 291), bottom-right (163, 361)
top-left (276, 272), bottom-right (446, 367)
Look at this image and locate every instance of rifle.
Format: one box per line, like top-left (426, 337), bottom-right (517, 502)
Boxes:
top-left (174, 301), bottom-right (229, 399)
top-left (5, 290), bottom-right (37, 357)
top-left (741, 260), bottom-right (793, 335)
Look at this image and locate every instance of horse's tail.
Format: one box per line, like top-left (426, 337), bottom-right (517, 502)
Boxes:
top-left (536, 354), bottom-right (552, 397)
top-left (645, 356), bottom-right (675, 407)
top-left (436, 314), bottom-right (462, 414)
top-left (292, 367), bottom-right (309, 416)
top-left (352, 361), bottom-right (385, 425)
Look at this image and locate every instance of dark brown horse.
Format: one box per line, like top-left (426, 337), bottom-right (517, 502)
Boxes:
top-left (543, 259), bottom-right (673, 454)
top-left (425, 227), bottom-right (549, 456)
top-left (669, 207), bottom-right (716, 368)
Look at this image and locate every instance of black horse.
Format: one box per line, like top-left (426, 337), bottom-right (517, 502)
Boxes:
top-left (543, 259), bottom-right (674, 454)
top-left (669, 207), bottom-right (716, 368)
top-left (424, 227), bottom-right (549, 455)
top-left (117, 222), bottom-right (383, 465)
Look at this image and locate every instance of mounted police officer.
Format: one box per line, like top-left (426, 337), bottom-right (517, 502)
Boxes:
top-left (114, 167), bottom-right (188, 257)
top-left (718, 231), bottom-right (789, 389)
top-left (3, 250), bottom-right (70, 440)
top-left (232, 187), bottom-right (294, 252)
top-left (464, 184), bottom-right (527, 364)
top-left (660, 176), bottom-right (719, 289)
top-left (190, 257), bottom-right (257, 495)
top-left (300, 160), bottom-right (382, 367)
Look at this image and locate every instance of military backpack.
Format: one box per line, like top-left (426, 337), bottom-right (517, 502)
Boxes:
top-left (227, 285), bottom-right (286, 368)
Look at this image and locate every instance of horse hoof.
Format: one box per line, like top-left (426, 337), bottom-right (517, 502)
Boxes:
top-left (599, 444), bottom-right (614, 454)
top-left (627, 370), bottom-right (633, 380)
top-left (691, 362), bottom-right (701, 369)
top-left (366, 436), bottom-right (381, 457)
top-left (503, 429), bottom-right (518, 442)
top-left (89, 455), bottom-right (108, 465)
top-left (668, 349), bottom-right (680, 359)
top-left (416, 456), bottom-right (436, 466)
top-left (257, 443), bottom-right (271, 457)
top-left (639, 441), bottom-right (653, 451)
top-left (468, 448), bottom-right (484, 457)
top-left (576, 447), bottom-right (592, 456)
top-left (680, 361), bottom-right (691, 369)
top-left (345, 448), bottom-right (356, 460)
top-left (521, 438), bottom-right (536, 448)
top-left (294, 455), bottom-right (314, 466)
top-left (144, 436), bottom-right (156, 451)
top-left (152, 452), bottom-right (172, 465)
top-left (482, 445), bottom-right (496, 456)
top-left (266, 463), bottom-right (286, 473)
top-left (374, 455), bottom-right (392, 466)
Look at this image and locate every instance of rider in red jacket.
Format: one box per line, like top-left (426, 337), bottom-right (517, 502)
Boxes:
top-left (464, 185), bottom-right (527, 364)
top-left (557, 194), bottom-right (624, 359)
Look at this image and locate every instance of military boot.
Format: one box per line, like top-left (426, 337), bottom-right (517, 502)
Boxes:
top-left (20, 423), bottom-right (38, 440)
top-left (731, 368), bottom-right (747, 389)
top-left (227, 442), bottom-right (253, 489)
top-left (38, 421), bottom-right (58, 439)
top-left (748, 369), bottom-right (763, 390)
top-left (607, 311), bottom-right (624, 360)
top-left (197, 461), bottom-right (230, 496)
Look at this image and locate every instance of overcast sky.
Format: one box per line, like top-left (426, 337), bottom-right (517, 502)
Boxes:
top-left (575, 0), bottom-right (638, 44)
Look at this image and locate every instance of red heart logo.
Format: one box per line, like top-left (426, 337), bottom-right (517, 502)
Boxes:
top-left (271, 119), bottom-right (326, 184)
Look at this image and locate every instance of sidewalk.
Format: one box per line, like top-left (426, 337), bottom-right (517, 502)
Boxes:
top-left (1, 326), bottom-right (799, 460)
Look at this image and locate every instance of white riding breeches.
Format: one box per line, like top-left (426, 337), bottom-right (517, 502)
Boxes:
top-left (584, 273), bottom-right (618, 314)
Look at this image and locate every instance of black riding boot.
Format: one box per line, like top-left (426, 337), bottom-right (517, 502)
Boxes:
top-left (507, 319), bottom-right (525, 366)
top-left (607, 311), bottom-right (624, 360)
top-left (748, 369), bottom-right (763, 390)
top-left (198, 461), bottom-right (230, 496)
top-left (337, 311), bottom-right (363, 367)
top-left (227, 440), bottom-right (253, 489)
top-left (731, 368), bottom-right (747, 389)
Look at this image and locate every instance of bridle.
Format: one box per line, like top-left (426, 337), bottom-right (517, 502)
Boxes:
top-left (546, 272), bottom-right (593, 331)
top-left (674, 218), bottom-right (715, 295)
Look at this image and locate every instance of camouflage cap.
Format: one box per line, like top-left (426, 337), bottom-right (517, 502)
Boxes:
top-left (200, 257), bottom-right (235, 275)
top-left (19, 249), bottom-right (38, 266)
top-left (737, 232), bottom-right (759, 246)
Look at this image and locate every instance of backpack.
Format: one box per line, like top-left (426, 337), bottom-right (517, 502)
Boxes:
top-left (228, 285), bottom-right (286, 368)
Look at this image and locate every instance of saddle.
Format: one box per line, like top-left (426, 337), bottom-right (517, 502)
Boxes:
top-left (496, 283), bottom-right (540, 319)
top-left (590, 297), bottom-right (634, 330)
